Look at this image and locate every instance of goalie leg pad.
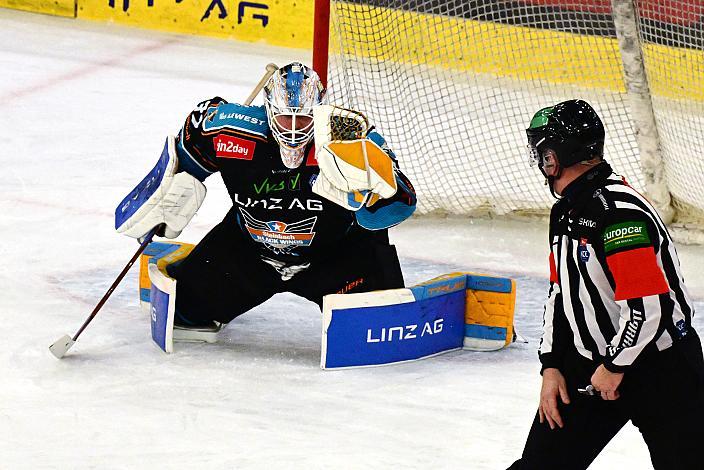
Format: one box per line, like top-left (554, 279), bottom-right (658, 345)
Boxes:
top-left (463, 274), bottom-right (516, 351)
top-left (144, 241), bottom-right (221, 352)
top-left (148, 261), bottom-right (222, 351)
top-left (149, 263), bottom-right (176, 354)
top-left (410, 272), bottom-right (516, 351)
top-left (321, 286), bottom-right (466, 369)
top-left (321, 272), bottom-right (516, 369)
top-left (139, 241), bottom-right (184, 312)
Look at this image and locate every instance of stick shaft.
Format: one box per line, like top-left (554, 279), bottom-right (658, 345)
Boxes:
top-left (72, 227), bottom-right (159, 341)
top-left (243, 63), bottom-right (278, 106)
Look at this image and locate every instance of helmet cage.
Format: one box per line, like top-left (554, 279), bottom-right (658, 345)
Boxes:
top-left (264, 63), bottom-right (324, 156)
top-left (526, 131), bottom-right (554, 178)
top-left (265, 102), bottom-right (316, 149)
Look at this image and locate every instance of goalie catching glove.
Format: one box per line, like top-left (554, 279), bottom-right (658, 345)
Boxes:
top-left (312, 105), bottom-right (398, 211)
top-left (115, 136), bottom-right (206, 240)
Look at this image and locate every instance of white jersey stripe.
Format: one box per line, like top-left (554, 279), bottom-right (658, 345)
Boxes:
top-left (583, 242), bottom-right (620, 332)
top-left (573, 241), bottom-right (609, 356)
top-left (607, 185), bottom-right (669, 234)
top-left (610, 295), bottom-right (664, 367)
top-left (539, 282), bottom-right (561, 356)
top-left (558, 235), bottom-right (591, 360)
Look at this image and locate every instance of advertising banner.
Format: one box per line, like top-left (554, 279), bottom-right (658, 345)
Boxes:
top-left (77, 0), bottom-right (314, 49)
top-left (1, 0), bottom-right (75, 17)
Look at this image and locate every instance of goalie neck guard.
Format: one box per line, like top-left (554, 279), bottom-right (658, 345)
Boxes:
top-left (264, 62), bottom-right (325, 168)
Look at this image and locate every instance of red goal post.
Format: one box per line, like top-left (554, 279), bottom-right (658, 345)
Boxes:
top-left (313, 0), bottom-right (331, 88)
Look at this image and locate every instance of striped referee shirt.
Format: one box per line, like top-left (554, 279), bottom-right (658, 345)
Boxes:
top-left (539, 162), bottom-right (695, 372)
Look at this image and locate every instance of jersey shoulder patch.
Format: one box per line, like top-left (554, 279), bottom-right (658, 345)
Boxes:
top-left (204, 103), bottom-right (269, 139)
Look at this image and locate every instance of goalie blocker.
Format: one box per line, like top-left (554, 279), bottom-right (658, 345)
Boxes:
top-left (139, 242), bottom-right (516, 364)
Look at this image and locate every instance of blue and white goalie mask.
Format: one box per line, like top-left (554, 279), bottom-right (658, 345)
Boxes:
top-left (264, 62), bottom-right (325, 168)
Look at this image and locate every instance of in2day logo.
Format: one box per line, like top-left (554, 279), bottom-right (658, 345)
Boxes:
top-left (213, 135), bottom-right (256, 160)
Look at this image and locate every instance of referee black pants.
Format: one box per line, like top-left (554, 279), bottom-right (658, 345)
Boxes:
top-left (509, 330), bottom-right (704, 470)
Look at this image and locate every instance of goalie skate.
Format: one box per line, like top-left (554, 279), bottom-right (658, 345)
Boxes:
top-left (173, 321), bottom-right (223, 343)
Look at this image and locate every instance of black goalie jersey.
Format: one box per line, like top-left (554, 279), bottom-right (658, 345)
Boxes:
top-left (174, 97), bottom-right (416, 266)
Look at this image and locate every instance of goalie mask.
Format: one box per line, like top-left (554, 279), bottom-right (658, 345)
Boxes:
top-left (264, 62), bottom-right (325, 168)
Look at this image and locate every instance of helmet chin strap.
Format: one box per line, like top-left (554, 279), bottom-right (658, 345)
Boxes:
top-left (546, 175), bottom-right (559, 199)
top-left (542, 161), bottom-right (563, 199)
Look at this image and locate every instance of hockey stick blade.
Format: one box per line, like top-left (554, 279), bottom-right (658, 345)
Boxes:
top-left (48, 225), bottom-right (161, 360)
top-left (49, 335), bottom-right (75, 359)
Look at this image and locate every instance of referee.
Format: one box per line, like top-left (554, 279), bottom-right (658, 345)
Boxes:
top-left (509, 100), bottom-right (704, 470)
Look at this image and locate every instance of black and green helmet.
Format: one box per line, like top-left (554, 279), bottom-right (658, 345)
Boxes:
top-left (526, 99), bottom-right (605, 169)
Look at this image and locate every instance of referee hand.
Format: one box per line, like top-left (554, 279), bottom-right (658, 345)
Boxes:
top-left (539, 368), bottom-right (571, 430)
top-left (591, 365), bottom-right (624, 401)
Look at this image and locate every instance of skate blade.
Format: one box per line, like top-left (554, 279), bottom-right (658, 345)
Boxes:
top-left (173, 327), bottom-right (220, 344)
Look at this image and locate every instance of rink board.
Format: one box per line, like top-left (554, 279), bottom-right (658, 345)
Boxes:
top-left (0, 0), bottom-right (75, 16)
top-left (3, 0), bottom-right (700, 101)
top-left (77, 0), bottom-right (314, 50)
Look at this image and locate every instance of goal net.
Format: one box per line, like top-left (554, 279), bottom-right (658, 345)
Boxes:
top-left (315, 0), bottom-right (704, 229)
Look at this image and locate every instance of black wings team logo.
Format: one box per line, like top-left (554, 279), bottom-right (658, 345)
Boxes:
top-left (240, 208), bottom-right (317, 255)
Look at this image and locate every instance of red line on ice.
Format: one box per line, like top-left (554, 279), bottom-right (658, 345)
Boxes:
top-left (11, 197), bottom-right (113, 218)
top-left (1, 37), bottom-right (181, 105)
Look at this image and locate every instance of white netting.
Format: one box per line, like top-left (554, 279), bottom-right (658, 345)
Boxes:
top-left (324, 0), bottom-right (704, 225)
top-left (635, 0), bottom-right (704, 224)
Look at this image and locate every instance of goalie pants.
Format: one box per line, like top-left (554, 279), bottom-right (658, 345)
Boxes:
top-left (508, 330), bottom-right (704, 470)
top-left (166, 220), bottom-right (404, 324)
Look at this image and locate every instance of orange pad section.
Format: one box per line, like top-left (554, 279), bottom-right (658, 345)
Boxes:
top-left (326, 140), bottom-right (396, 187)
top-left (139, 241), bottom-right (195, 307)
top-left (465, 283), bottom-right (516, 348)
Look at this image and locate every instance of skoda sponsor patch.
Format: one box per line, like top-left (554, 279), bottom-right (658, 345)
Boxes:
top-left (603, 221), bottom-right (650, 253)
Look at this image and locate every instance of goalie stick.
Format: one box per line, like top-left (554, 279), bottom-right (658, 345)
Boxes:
top-left (49, 63), bottom-right (279, 359)
top-left (49, 226), bottom-right (161, 359)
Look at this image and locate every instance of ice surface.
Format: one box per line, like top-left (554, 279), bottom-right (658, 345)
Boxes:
top-left (1, 9), bottom-right (703, 469)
